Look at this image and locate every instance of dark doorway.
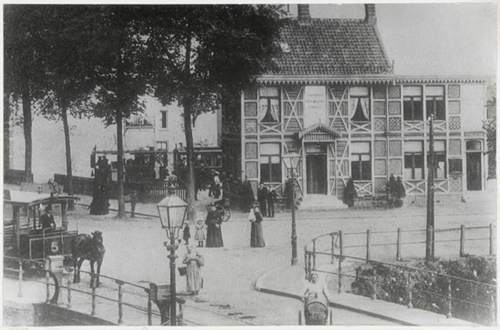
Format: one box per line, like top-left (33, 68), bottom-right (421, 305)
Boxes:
top-left (306, 155), bottom-right (327, 194)
top-left (466, 153), bottom-right (482, 191)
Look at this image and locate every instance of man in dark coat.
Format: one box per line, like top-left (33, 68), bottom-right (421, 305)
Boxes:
top-left (40, 207), bottom-right (56, 231)
top-left (266, 189), bottom-right (277, 217)
top-left (257, 184), bottom-right (268, 216)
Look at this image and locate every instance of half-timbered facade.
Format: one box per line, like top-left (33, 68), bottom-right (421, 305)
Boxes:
top-left (240, 4), bottom-right (488, 202)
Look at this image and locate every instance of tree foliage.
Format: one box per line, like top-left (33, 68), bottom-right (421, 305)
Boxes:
top-left (147, 5), bottom-right (283, 218)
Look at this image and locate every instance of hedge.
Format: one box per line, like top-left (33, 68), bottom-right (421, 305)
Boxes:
top-left (351, 256), bottom-right (496, 325)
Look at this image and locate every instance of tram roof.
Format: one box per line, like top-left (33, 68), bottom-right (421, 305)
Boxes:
top-left (4, 190), bottom-right (79, 206)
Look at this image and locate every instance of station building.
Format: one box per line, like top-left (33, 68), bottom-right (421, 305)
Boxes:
top-left (239, 4), bottom-right (489, 204)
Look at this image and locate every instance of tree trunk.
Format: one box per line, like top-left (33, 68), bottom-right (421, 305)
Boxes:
top-left (21, 85), bottom-right (33, 183)
top-left (61, 106), bottom-right (74, 208)
top-left (183, 32), bottom-right (195, 221)
top-left (4, 93), bottom-right (11, 175)
top-left (116, 109), bottom-right (126, 218)
top-left (183, 98), bottom-right (196, 221)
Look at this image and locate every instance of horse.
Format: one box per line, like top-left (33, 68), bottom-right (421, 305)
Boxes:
top-left (72, 231), bottom-right (105, 288)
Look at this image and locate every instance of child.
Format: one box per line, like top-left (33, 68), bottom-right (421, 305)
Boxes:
top-left (194, 219), bottom-right (206, 247)
top-left (183, 223), bottom-right (191, 245)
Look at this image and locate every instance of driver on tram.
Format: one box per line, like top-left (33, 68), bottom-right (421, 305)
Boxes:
top-left (40, 206), bottom-right (56, 231)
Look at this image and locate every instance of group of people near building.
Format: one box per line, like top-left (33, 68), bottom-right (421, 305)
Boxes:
top-left (257, 184), bottom-right (277, 218)
top-left (386, 174), bottom-right (406, 208)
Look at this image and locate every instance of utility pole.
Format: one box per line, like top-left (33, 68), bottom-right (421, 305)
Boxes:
top-left (426, 114), bottom-right (435, 263)
top-left (291, 170), bottom-right (298, 265)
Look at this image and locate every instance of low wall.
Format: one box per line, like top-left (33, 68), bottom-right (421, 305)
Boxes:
top-left (33, 303), bottom-right (115, 326)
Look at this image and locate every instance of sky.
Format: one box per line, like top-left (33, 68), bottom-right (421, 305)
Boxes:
top-left (299, 2), bottom-right (497, 76)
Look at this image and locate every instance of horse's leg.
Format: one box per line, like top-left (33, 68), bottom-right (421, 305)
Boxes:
top-left (75, 258), bottom-right (84, 283)
top-left (96, 259), bottom-right (102, 288)
top-left (89, 260), bottom-right (95, 288)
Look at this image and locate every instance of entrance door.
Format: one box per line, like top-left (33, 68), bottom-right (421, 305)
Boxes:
top-left (466, 153), bottom-right (482, 191)
top-left (306, 155), bottom-right (327, 194)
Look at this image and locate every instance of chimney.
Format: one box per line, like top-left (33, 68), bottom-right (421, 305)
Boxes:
top-left (364, 4), bottom-right (376, 24)
top-left (297, 4), bottom-right (311, 21)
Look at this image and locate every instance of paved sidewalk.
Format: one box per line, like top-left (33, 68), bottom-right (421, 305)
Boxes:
top-left (3, 277), bottom-right (249, 326)
top-left (255, 265), bottom-right (478, 326)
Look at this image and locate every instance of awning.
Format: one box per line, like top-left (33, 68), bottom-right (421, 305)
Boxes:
top-left (299, 123), bottom-right (339, 142)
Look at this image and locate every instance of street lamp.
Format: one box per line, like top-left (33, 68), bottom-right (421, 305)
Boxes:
top-left (283, 152), bottom-right (301, 266)
top-left (157, 188), bottom-right (188, 325)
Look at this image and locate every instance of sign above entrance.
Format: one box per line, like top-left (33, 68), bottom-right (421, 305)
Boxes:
top-left (304, 86), bottom-right (326, 127)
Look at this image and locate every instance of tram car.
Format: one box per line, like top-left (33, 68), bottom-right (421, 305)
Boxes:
top-left (4, 190), bottom-right (80, 266)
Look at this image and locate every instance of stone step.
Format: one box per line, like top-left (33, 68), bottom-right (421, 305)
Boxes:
top-left (300, 194), bottom-right (348, 210)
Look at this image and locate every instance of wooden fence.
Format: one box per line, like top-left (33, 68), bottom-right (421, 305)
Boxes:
top-left (54, 174), bottom-right (186, 203)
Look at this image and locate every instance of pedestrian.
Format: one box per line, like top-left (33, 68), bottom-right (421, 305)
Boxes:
top-left (266, 189), bottom-right (277, 217)
top-left (183, 223), bottom-right (191, 245)
top-left (194, 219), bottom-right (206, 248)
top-left (183, 245), bottom-right (204, 295)
top-left (386, 174), bottom-right (396, 208)
top-left (242, 179), bottom-right (255, 212)
top-left (205, 205), bottom-right (224, 247)
top-left (342, 178), bottom-right (357, 208)
top-left (213, 171), bottom-right (221, 199)
top-left (249, 202), bottom-right (265, 247)
top-left (257, 184), bottom-right (268, 216)
top-left (394, 176), bottom-right (406, 208)
top-left (40, 206), bottom-right (56, 231)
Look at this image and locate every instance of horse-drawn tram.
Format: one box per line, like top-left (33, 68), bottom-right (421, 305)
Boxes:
top-left (4, 190), bottom-right (80, 271)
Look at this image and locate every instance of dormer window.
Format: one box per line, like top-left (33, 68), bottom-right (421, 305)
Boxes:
top-left (349, 87), bottom-right (370, 122)
top-left (259, 87), bottom-right (280, 123)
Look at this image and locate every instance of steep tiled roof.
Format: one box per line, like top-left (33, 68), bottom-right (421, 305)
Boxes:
top-left (269, 18), bottom-right (392, 76)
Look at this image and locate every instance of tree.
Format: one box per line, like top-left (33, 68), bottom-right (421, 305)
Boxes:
top-left (91, 6), bottom-right (153, 217)
top-left (4, 5), bottom-right (51, 182)
top-left (36, 6), bottom-right (103, 197)
top-left (149, 5), bottom-right (282, 219)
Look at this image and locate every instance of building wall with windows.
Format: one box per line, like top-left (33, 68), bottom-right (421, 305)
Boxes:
top-left (239, 4), bottom-right (488, 200)
top-left (240, 81), bottom-right (487, 199)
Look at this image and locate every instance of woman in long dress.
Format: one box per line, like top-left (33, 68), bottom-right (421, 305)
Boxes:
top-left (205, 205), bottom-right (223, 247)
top-left (249, 204), bottom-right (265, 247)
top-left (183, 245), bottom-right (203, 294)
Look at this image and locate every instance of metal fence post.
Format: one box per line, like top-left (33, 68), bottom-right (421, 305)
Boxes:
top-left (91, 277), bottom-right (96, 316)
top-left (407, 271), bottom-right (413, 309)
top-left (312, 239), bottom-right (317, 271)
top-left (396, 228), bottom-right (401, 261)
top-left (304, 247), bottom-right (308, 279)
top-left (117, 280), bottom-right (124, 324)
top-left (459, 225), bottom-right (465, 257)
top-left (45, 263), bottom-right (50, 303)
top-left (446, 277), bottom-right (452, 318)
top-left (330, 233), bottom-right (335, 264)
top-left (67, 277), bottom-right (72, 308)
top-left (366, 229), bottom-right (371, 262)
top-left (338, 230), bottom-right (343, 294)
top-left (490, 293), bottom-right (496, 325)
top-left (489, 223), bottom-right (494, 256)
top-left (18, 260), bottom-right (23, 298)
top-left (298, 310), bottom-right (302, 325)
top-left (371, 267), bottom-right (377, 300)
top-left (145, 288), bottom-right (152, 326)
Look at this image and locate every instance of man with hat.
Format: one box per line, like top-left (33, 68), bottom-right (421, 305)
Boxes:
top-left (40, 206), bottom-right (56, 231)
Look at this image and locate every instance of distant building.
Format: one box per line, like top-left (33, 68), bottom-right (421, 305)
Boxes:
top-left (239, 4), bottom-right (489, 203)
top-left (9, 96), bottom-right (220, 182)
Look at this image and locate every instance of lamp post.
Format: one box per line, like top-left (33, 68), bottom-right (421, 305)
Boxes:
top-left (157, 188), bottom-right (188, 326)
top-left (426, 114), bottom-right (435, 263)
top-left (283, 153), bottom-right (301, 266)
